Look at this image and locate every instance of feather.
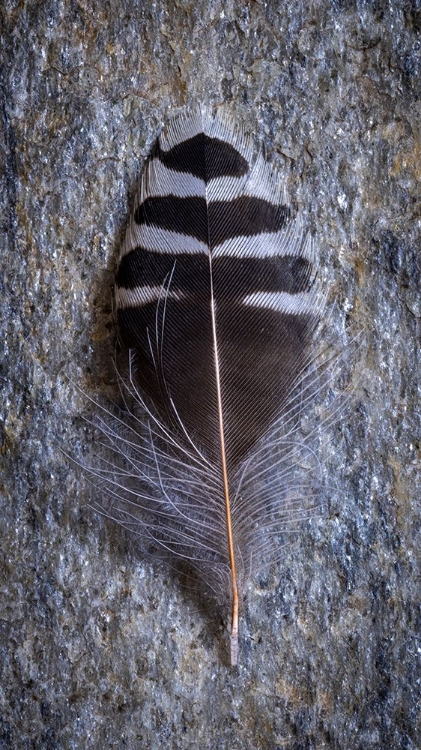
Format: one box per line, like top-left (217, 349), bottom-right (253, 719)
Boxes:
top-left (89, 109), bottom-right (331, 665)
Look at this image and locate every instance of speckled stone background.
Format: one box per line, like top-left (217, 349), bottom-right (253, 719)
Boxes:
top-left (1, 1), bottom-right (420, 748)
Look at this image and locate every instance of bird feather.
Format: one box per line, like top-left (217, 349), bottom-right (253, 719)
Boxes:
top-left (87, 108), bottom-right (335, 665)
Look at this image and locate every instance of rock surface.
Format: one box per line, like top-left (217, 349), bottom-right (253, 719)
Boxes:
top-left (1, 1), bottom-right (420, 748)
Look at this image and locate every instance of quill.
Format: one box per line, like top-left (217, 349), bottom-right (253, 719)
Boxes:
top-left (90, 109), bottom-right (328, 665)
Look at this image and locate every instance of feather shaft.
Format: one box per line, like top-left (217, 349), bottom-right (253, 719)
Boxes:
top-left (209, 266), bottom-right (240, 665)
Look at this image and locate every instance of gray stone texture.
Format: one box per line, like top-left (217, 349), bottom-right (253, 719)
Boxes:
top-left (1, 1), bottom-right (420, 748)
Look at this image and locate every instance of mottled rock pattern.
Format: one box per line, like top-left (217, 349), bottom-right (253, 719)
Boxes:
top-left (1, 1), bottom-right (420, 748)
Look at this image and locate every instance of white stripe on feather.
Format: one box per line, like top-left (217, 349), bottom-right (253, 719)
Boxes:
top-left (145, 158), bottom-right (205, 198)
top-left (213, 226), bottom-right (314, 260)
top-left (116, 285), bottom-right (183, 309)
top-left (242, 290), bottom-right (319, 314)
top-left (142, 159), bottom-right (285, 207)
top-left (213, 230), bottom-right (297, 259)
top-left (243, 155), bottom-right (285, 205)
top-left (300, 232), bottom-right (315, 264)
top-left (207, 166), bottom-right (283, 206)
top-left (120, 225), bottom-right (208, 259)
top-left (206, 175), bottom-right (251, 202)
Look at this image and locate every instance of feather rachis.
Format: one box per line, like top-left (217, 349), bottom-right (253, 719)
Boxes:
top-left (84, 108), bottom-right (349, 665)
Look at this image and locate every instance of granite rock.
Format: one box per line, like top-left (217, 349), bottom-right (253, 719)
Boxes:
top-left (1, 1), bottom-right (420, 748)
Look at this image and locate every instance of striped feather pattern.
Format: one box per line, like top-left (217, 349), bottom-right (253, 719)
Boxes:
top-left (103, 110), bottom-right (325, 664)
